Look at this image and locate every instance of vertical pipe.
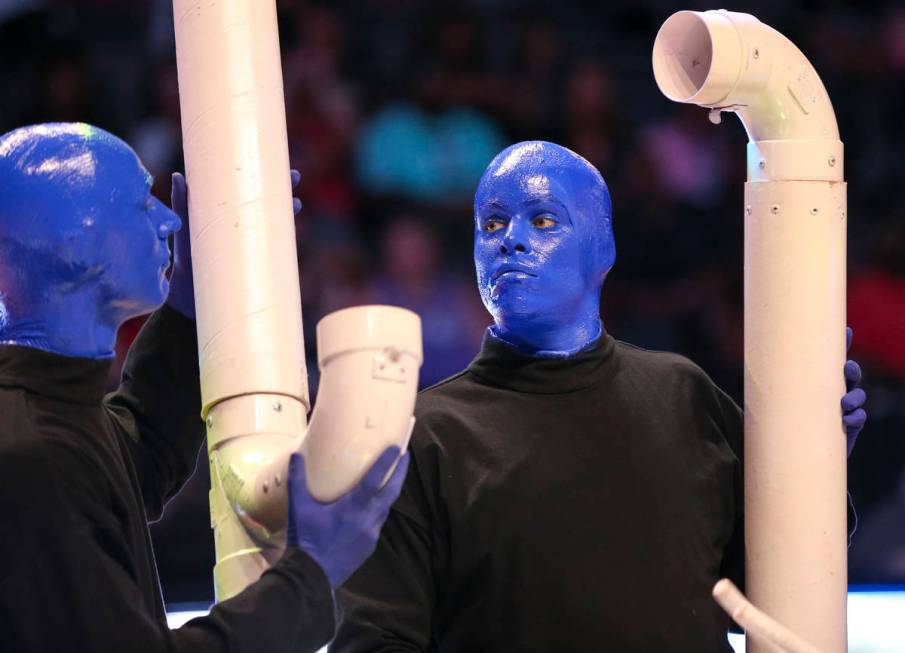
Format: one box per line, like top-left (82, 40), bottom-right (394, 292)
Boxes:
top-left (652, 10), bottom-right (848, 651)
top-left (172, 0), bottom-right (307, 600)
top-left (744, 179), bottom-right (847, 652)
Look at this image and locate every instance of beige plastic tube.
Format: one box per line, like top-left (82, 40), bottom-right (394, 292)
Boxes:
top-left (173, 0), bottom-right (422, 601)
top-left (653, 10), bottom-right (847, 653)
top-left (173, 0), bottom-right (306, 600)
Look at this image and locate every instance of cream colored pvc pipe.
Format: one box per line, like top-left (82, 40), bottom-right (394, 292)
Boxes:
top-left (173, 0), bottom-right (422, 601)
top-left (204, 306), bottom-right (421, 601)
top-left (653, 10), bottom-right (847, 653)
top-left (174, 0), bottom-right (305, 600)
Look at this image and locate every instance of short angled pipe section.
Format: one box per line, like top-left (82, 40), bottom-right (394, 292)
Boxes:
top-left (653, 10), bottom-right (847, 653)
top-left (302, 306), bottom-right (421, 502)
top-left (174, 0), bottom-right (421, 601)
top-left (713, 580), bottom-right (820, 653)
top-left (205, 307), bottom-right (421, 600)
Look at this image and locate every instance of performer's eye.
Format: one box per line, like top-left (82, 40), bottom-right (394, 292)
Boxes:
top-left (483, 219), bottom-right (506, 233)
top-left (532, 214), bottom-right (557, 229)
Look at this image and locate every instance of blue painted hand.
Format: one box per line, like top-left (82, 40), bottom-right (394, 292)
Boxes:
top-left (842, 326), bottom-right (867, 456)
top-left (473, 141), bottom-right (615, 356)
top-left (165, 168), bottom-right (303, 319)
top-left (286, 447), bottom-right (409, 589)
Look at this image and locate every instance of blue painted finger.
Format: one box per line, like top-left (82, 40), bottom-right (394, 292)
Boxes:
top-left (843, 408), bottom-right (867, 431)
top-left (352, 446), bottom-right (402, 503)
top-left (844, 359), bottom-right (862, 390)
top-left (287, 452), bottom-right (311, 498)
top-left (171, 171), bottom-right (188, 219)
top-left (842, 388), bottom-right (866, 413)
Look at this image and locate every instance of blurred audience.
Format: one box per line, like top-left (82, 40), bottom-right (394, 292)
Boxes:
top-left (369, 214), bottom-right (486, 387)
top-left (3, 0), bottom-right (903, 595)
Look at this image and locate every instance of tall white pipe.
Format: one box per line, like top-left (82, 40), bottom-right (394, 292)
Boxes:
top-left (174, 0), bottom-right (306, 599)
top-left (173, 0), bottom-right (421, 601)
top-left (653, 10), bottom-right (847, 653)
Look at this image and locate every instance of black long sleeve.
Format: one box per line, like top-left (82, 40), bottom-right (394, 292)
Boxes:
top-left (331, 449), bottom-right (442, 652)
top-left (333, 333), bottom-right (744, 652)
top-left (105, 305), bottom-right (206, 521)
top-left (0, 307), bottom-right (336, 653)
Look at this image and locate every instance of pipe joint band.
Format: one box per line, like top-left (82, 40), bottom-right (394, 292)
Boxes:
top-left (205, 393), bottom-right (307, 448)
top-left (748, 140), bottom-right (844, 182)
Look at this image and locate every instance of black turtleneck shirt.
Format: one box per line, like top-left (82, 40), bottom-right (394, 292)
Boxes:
top-left (332, 331), bottom-right (744, 652)
top-left (0, 306), bottom-right (335, 653)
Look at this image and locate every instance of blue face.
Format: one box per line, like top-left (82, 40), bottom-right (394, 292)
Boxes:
top-left (0, 123), bottom-right (182, 357)
top-left (473, 141), bottom-right (615, 354)
top-left (91, 144), bottom-right (181, 315)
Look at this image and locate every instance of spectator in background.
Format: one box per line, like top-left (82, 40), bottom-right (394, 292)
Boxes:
top-left (129, 60), bottom-right (182, 187)
top-left (416, 7), bottom-right (502, 114)
top-left (356, 104), bottom-right (504, 204)
top-left (845, 213), bottom-right (905, 583)
top-left (298, 218), bottom-right (373, 324)
top-left (283, 2), bottom-right (360, 218)
top-left (848, 217), bottom-right (905, 378)
top-left (560, 60), bottom-right (620, 174)
top-left (369, 214), bottom-right (485, 387)
top-left (636, 104), bottom-right (733, 210)
top-left (845, 214), bottom-right (905, 545)
top-left (30, 44), bottom-right (99, 126)
top-left (506, 18), bottom-right (565, 141)
top-left (354, 4), bottom-right (506, 204)
top-left (606, 103), bottom-right (742, 388)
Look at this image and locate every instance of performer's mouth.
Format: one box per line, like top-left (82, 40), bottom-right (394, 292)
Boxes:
top-left (492, 266), bottom-right (537, 282)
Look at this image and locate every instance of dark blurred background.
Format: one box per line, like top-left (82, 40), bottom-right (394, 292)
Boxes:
top-left (2, 0), bottom-right (902, 602)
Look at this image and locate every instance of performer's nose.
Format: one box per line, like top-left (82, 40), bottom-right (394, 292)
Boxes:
top-left (151, 198), bottom-right (182, 239)
top-left (500, 221), bottom-right (529, 255)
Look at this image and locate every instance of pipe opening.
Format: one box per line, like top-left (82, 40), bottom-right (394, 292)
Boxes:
top-left (653, 12), bottom-right (714, 102)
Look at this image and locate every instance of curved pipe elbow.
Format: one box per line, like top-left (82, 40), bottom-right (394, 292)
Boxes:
top-left (301, 305), bottom-right (422, 502)
top-left (207, 394), bottom-right (305, 539)
top-left (210, 305), bottom-right (422, 538)
top-left (652, 10), bottom-right (839, 144)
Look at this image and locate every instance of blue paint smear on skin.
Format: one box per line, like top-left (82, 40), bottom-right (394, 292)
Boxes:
top-left (0, 123), bottom-right (182, 359)
top-left (473, 141), bottom-right (615, 357)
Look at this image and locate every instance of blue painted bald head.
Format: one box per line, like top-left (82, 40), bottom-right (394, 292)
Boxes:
top-left (0, 123), bottom-right (181, 358)
top-left (474, 141), bottom-right (615, 356)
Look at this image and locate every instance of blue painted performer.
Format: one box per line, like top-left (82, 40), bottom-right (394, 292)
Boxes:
top-left (0, 123), bottom-right (406, 653)
top-left (332, 141), bottom-right (866, 652)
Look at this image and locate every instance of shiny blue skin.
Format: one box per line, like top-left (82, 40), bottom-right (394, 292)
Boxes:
top-left (473, 141), bottom-right (615, 355)
top-left (0, 124), bottom-right (304, 356)
top-left (473, 140), bottom-right (866, 451)
top-left (0, 123), bottom-right (182, 359)
top-left (287, 447), bottom-right (409, 589)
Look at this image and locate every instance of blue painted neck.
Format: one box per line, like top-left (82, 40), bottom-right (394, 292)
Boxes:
top-left (0, 290), bottom-right (120, 359)
top-left (491, 315), bottom-right (603, 358)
